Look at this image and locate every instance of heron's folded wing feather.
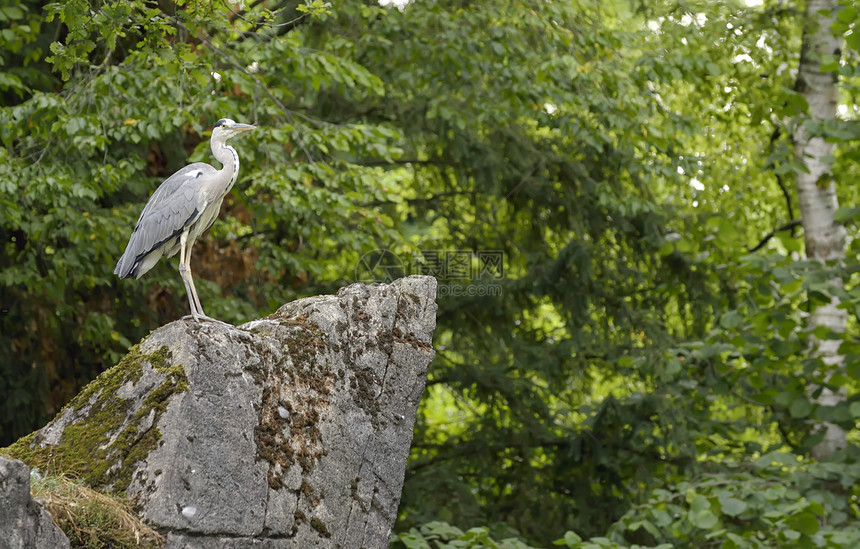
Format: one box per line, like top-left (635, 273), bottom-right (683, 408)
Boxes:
top-left (115, 163), bottom-right (215, 278)
top-left (131, 163), bottom-right (214, 228)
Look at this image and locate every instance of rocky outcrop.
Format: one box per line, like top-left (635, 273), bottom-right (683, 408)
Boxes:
top-left (0, 457), bottom-right (70, 549)
top-left (3, 276), bottom-right (437, 548)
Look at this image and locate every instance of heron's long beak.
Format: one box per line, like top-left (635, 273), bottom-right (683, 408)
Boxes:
top-left (232, 123), bottom-right (256, 131)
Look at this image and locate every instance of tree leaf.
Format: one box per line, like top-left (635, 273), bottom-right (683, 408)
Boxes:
top-left (691, 510), bottom-right (719, 530)
top-left (719, 497), bottom-right (747, 517)
top-left (787, 512), bottom-right (820, 536)
top-left (789, 397), bottom-right (813, 419)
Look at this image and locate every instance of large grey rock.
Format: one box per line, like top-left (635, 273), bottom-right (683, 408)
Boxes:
top-left (0, 457), bottom-right (70, 549)
top-left (4, 276), bottom-right (437, 549)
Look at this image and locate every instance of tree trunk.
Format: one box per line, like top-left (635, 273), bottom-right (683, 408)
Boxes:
top-left (792, 0), bottom-right (847, 460)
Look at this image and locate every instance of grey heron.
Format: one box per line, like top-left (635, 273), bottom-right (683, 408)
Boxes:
top-left (114, 118), bottom-right (256, 322)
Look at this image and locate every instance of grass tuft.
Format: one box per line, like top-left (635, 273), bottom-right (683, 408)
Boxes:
top-left (31, 474), bottom-right (164, 549)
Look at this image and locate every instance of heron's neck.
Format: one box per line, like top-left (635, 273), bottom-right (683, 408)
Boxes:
top-left (211, 140), bottom-right (240, 193)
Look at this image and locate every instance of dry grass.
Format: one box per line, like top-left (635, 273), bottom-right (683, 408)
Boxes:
top-left (31, 474), bottom-right (164, 549)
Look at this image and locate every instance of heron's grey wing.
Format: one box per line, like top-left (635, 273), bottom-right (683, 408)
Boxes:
top-left (115, 163), bottom-right (216, 279)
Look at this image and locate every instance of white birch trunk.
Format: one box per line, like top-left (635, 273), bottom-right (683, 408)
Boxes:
top-left (792, 0), bottom-right (847, 460)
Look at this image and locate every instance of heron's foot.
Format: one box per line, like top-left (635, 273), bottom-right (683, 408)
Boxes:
top-left (194, 314), bottom-right (234, 327)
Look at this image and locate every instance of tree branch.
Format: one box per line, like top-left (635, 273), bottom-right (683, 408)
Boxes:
top-left (765, 126), bottom-right (798, 238)
top-left (775, 174), bottom-right (797, 236)
top-left (354, 159), bottom-right (442, 167)
top-left (361, 190), bottom-right (478, 208)
top-left (186, 24), bottom-right (325, 165)
top-left (748, 219), bottom-right (801, 253)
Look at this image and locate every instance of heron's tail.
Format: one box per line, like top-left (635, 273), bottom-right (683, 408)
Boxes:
top-left (115, 233), bottom-right (143, 279)
top-left (114, 251), bottom-right (135, 279)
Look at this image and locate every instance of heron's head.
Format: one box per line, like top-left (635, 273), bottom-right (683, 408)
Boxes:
top-left (211, 118), bottom-right (256, 142)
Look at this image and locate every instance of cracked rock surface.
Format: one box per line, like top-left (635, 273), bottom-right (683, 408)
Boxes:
top-left (7, 276), bottom-right (437, 549)
top-left (0, 457), bottom-right (70, 549)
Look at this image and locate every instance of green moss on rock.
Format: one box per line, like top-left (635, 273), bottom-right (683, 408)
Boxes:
top-left (0, 344), bottom-right (186, 495)
top-left (310, 517), bottom-right (331, 538)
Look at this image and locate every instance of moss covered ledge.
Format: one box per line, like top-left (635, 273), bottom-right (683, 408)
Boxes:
top-left (0, 344), bottom-right (187, 495)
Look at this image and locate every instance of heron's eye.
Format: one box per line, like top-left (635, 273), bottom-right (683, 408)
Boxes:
top-left (214, 118), bottom-right (229, 128)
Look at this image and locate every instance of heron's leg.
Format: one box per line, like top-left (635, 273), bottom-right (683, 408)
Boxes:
top-left (181, 233), bottom-right (208, 319)
top-left (178, 231), bottom-right (201, 322)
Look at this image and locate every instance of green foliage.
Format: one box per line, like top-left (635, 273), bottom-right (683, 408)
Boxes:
top-left (600, 453), bottom-right (860, 548)
top-left (2, 0), bottom-right (860, 547)
top-left (395, 453), bottom-right (860, 548)
top-left (393, 521), bottom-right (539, 549)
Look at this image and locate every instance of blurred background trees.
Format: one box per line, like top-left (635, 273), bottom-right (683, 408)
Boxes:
top-left (2, 0), bottom-right (859, 547)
